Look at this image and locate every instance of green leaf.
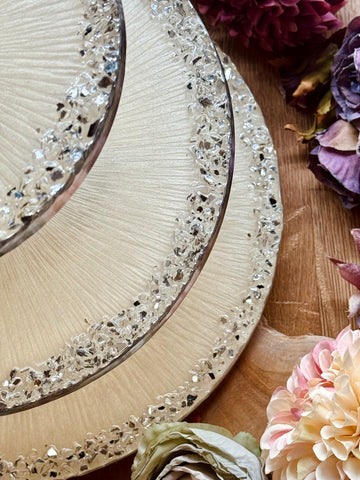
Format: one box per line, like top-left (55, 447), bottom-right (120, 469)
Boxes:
top-left (285, 90), bottom-right (337, 143)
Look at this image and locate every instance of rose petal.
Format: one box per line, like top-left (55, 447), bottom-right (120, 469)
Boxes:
top-left (312, 340), bottom-right (335, 372)
top-left (317, 120), bottom-right (359, 151)
top-left (330, 258), bottom-right (360, 289)
top-left (317, 147), bottom-right (360, 194)
top-left (160, 457), bottom-right (218, 480)
top-left (132, 423), bottom-right (264, 480)
top-left (308, 147), bottom-right (360, 208)
top-left (349, 229), bottom-right (360, 255)
top-left (163, 472), bottom-right (191, 480)
top-left (348, 291), bottom-right (360, 318)
top-left (189, 427), bottom-right (264, 478)
top-left (333, 326), bottom-right (353, 351)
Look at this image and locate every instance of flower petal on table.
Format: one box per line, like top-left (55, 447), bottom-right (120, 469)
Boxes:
top-left (348, 291), bottom-right (360, 318)
top-left (317, 147), bottom-right (360, 194)
top-left (351, 229), bottom-right (360, 254)
top-left (329, 258), bottom-right (360, 290)
top-left (317, 119), bottom-right (359, 151)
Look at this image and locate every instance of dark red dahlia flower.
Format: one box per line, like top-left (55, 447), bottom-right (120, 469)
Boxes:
top-left (193, 0), bottom-right (346, 52)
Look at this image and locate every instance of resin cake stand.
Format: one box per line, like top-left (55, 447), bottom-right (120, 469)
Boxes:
top-left (0, 0), bottom-right (282, 478)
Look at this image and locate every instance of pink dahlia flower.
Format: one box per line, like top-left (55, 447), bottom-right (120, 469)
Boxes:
top-left (193, 0), bottom-right (346, 52)
top-left (261, 326), bottom-right (360, 479)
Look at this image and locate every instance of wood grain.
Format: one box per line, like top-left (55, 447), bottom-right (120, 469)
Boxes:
top-left (78, 1), bottom-right (359, 478)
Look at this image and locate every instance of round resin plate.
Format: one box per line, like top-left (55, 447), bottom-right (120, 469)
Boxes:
top-left (0, 0), bottom-right (282, 478)
top-left (0, 0), bottom-right (233, 413)
top-left (0, 0), bottom-right (126, 255)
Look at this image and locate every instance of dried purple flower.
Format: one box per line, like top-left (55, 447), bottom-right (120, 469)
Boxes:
top-left (193, 0), bottom-right (346, 52)
top-left (308, 17), bottom-right (360, 208)
top-left (308, 119), bottom-right (360, 208)
top-left (331, 17), bottom-right (360, 126)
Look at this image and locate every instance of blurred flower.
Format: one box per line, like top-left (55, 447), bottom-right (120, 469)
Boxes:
top-left (285, 86), bottom-right (337, 142)
top-left (193, 0), bottom-right (346, 53)
top-left (131, 422), bottom-right (265, 480)
top-left (281, 46), bottom-right (336, 112)
top-left (278, 29), bottom-right (346, 146)
top-left (261, 326), bottom-right (360, 479)
top-left (331, 17), bottom-right (360, 126)
top-left (308, 119), bottom-right (360, 208)
top-left (330, 228), bottom-right (360, 321)
top-left (279, 29), bottom-right (345, 111)
top-left (278, 23), bottom-right (345, 144)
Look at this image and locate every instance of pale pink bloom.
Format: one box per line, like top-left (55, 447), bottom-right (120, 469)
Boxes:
top-left (261, 327), bottom-right (360, 479)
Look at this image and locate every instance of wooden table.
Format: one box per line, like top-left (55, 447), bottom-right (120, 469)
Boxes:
top-left (78, 1), bottom-right (359, 477)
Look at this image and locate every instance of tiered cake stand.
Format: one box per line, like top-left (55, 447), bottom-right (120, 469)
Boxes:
top-left (0, 0), bottom-right (282, 477)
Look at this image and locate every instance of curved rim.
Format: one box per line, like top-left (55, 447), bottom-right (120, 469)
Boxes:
top-left (0, 0), bottom-right (126, 257)
top-left (0, 0), bottom-right (234, 415)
